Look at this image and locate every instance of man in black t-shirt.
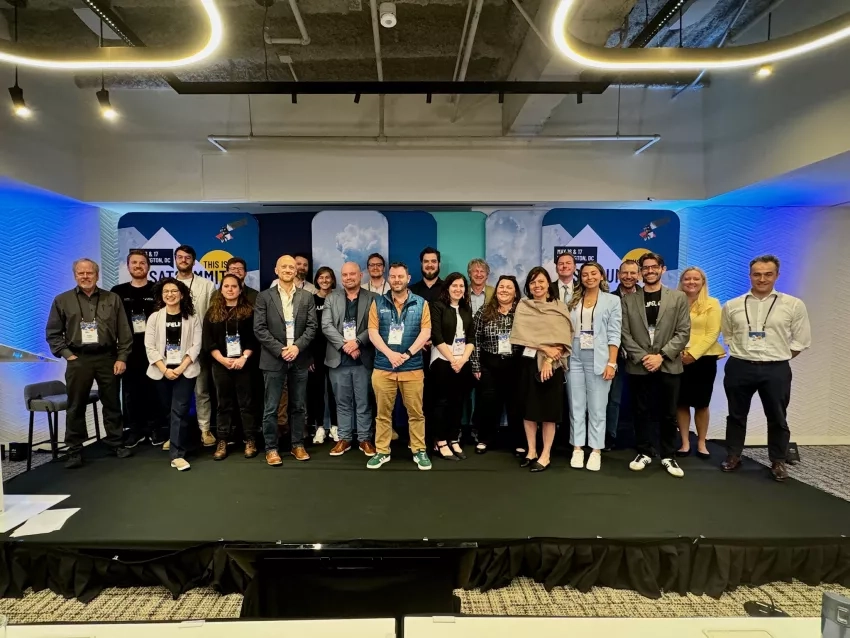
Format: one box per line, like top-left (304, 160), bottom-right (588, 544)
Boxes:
top-left (111, 250), bottom-right (159, 447)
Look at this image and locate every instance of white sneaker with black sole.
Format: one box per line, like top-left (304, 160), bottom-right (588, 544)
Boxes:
top-left (661, 458), bottom-right (684, 478)
top-left (629, 454), bottom-right (652, 471)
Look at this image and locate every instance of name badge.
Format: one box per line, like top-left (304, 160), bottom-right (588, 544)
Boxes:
top-left (497, 333), bottom-right (511, 355)
top-left (648, 325), bottom-right (656, 346)
top-left (226, 334), bottom-right (242, 358)
top-left (580, 330), bottom-right (594, 350)
top-left (452, 336), bottom-right (466, 357)
top-left (166, 343), bottom-right (182, 366)
top-left (748, 331), bottom-right (767, 351)
top-left (285, 319), bottom-right (295, 342)
top-left (388, 322), bottom-right (404, 346)
top-left (343, 320), bottom-right (356, 342)
top-left (522, 347), bottom-right (536, 358)
top-left (131, 314), bottom-right (146, 334)
top-left (80, 321), bottom-right (98, 344)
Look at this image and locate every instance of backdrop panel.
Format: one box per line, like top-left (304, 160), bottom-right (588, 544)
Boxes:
top-left (311, 211), bottom-right (389, 276)
top-left (485, 209), bottom-right (547, 286)
top-left (383, 211), bottom-right (438, 275)
top-left (257, 212), bottom-right (316, 289)
top-left (541, 209), bottom-right (681, 288)
top-left (431, 211), bottom-right (487, 279)
top-left (118, 213), bottom-right (260, 289)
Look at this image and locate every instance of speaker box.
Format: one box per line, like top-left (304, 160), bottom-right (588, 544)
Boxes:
top-left (8, 442), bottom-right (29, 462)
top-left (823, 592), bottom-right (850, 638)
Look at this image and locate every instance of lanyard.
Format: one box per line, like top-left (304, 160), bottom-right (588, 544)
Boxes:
top-left (370, 280), bottom-right (388, 294)
top-left (744, 294), bottom-right (778, 331)
top-left (224, 306), bottom-right (237, 336)
top-left (76, 290), bottom-right (102, 322)
top-left (580, 296), bottom-right (597, 330)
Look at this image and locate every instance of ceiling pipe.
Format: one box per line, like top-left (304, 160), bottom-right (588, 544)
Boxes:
top-left (263, 0), bottom-right (311, 46)
top-left (207, 133), bottom-right (660, 154)
top-left (452, 0), bottom-right (484, 121)
top-left (509, 0), bottom-right (554, 52)
top-left (728, 0), bottom-right (788, 44)
top-left (369, 0), bottom-right (384, 81)
top-left (671, 0), bottom-right (752, 100)
top-left (453, 0), bottom-right (474, 81)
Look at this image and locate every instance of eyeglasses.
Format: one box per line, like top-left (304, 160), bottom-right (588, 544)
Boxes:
top-left (368, 262), bottom-right (383, 268)
top-left (641, 265), bottom-right (661, 272)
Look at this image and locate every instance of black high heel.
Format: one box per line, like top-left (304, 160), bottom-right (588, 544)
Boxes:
top-left (520, 456), bottom-right (537, 468)
top-left (434, 442), bottom-right (459, 461)
top-left (696, 450), bottom-right (711, 460)
top-left (450, 441), bottom-right (467, 460)
top-left (530, 460), bottom-right (550, 473)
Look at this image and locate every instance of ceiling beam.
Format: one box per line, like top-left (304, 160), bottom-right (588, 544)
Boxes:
top-left (170, 80), bottom-right (611, 95)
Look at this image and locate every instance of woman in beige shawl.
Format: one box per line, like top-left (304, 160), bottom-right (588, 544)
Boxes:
top-left (510, 267), bottom-right (574, 472)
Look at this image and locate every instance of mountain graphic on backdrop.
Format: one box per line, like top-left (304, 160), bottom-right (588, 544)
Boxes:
top-left (568, 225), bottom-right (623, 284)
top-left (117, 226), bottom-right (213, 283)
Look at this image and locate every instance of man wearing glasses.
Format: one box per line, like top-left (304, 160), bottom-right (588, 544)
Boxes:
top-left (620, 252), bottom-right (690, 478)
top-left (363, 253), bottom-right (390, 295)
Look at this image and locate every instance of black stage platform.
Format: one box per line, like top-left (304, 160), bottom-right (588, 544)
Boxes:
top-left (2, 441), bottom-right (850, 613)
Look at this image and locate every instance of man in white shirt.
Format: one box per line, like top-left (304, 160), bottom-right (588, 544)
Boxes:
top-left (174, 244), bottom-right (217, 447)
top-left (363, 252), bottom-right (390, 295)
top-left (720, 255), bottom-right (811, 482)
top-left (551, 252), bottom-right (576, 304)
top-left (294, 254), bottom-right (318, 294)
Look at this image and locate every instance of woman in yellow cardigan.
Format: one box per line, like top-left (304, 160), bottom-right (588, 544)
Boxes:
top-left (676, 267), bottom-right (725, 459)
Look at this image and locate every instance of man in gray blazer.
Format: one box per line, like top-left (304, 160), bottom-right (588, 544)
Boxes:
top-left (620, 252), bottom-right (690, 478)
top-left (322, 262), bottom-right (377, 457)
top-left (254, 255), bottom-right (317, 466)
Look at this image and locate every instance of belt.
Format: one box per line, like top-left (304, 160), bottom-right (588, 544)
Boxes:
top-left (734, 357), bottom-right (789, 365)
top-left (70, 344), bottom-right (114, 355)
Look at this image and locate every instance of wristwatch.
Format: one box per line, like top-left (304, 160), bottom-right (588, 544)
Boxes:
top-left (404, 349), bottom-right (413, 358)
top-left (606, 362), bottom-right (618, 371)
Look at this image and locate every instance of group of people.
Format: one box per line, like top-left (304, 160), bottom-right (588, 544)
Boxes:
top-left (45, 243), bottom-right (810, 481)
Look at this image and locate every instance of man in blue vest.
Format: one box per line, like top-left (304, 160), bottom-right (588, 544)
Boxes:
top-left (367, 262), bottom-right (433, 470)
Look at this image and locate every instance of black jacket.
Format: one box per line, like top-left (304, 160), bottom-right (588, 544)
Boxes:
top-left (430, 300), bottom-right (475, 349)
top-left (202, 311), bottom-right (259, 361)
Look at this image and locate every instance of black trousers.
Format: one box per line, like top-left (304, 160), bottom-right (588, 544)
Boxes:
top-left (724, 357), bottom-right (792, 462)
top-left (629, 372), bottom-right (681, 459)
top-left (212, 362), bottom-right (257, 440)
top-left (430, 358), bottom-right (472, 442)
top-left (476, 352), bottom-right (523, 449)
top-left (121, 355), bottom-right (157, 438)
top-left (307, 358), bottom-right (337, 429)
top-left (65, 352), bottom-right (123, 453)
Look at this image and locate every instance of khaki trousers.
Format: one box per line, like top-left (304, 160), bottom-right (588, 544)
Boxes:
top-left (372, 372), bottom-right (425, 454)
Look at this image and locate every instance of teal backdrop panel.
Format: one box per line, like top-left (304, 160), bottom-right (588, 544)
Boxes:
top-left (431, 211), bottom-right (487, 278)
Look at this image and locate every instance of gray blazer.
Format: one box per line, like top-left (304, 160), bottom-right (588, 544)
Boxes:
top-left (620, 286), bottom-right (690, 375)
top-left (253, 285), bottom-right (317, 371)
top-left (321, 289), bottom-right (376, 369)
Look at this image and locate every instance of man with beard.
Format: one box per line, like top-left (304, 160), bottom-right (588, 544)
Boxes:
top-left (111, 250), bottom-right (161, 447)
top-left (174, 244), bottom-right (217, 448)
top-left (294, 253), bottom-right (318, 294)
top-left (409, 247), bottom-right (443, 302)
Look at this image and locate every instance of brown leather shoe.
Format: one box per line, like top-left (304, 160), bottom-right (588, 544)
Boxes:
top-left (266, 450), bottom-right (283, 466)
top-left (771, 461), bottom-right (788, 482)
top-left (359, 441), bottom-right (377, 457)
top-left (244, 438), bottom-right (258, 459)
top-left (291, 446), bottom-right (310, 461)
top-left (213, 439), bottom-right (228, 460)
top-left (329, 440), bottom-right (351, 456)
top-left (721, 454), bottom-right (742, 472)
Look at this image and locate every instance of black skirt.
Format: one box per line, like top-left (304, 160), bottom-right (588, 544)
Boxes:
top-left (679, 355), bottom-right (719, 409)
top-left (518, 356), bottom-right (565, 423)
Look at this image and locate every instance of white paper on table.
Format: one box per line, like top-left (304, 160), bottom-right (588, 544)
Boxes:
top-left (0, 494), bottom-right (71, 533)
top-left (10, 508), bottom-right (79, 537)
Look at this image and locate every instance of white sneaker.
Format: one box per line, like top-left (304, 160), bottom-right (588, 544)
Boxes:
top-left (586, 451), bottom-right (601, 472)
top-left (313, 426), bottom-right (327, 444)
top-left (570, 449), bottom-right (585, 469)
top-left (661, 458), bottom-right (684, 478)
top-left (162, 440), bottom-right (170, 451)
top-left (170, 458), bottom-right (191, 471)
top-left (330, 425), bottom-right (339, 442)
top-left (629, 454), bottom-right (652, 471)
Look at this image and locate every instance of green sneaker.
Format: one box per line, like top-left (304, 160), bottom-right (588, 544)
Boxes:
top-left (367, 452), bottom-right (391, 469)
top-left (413, 450), bottom-right (432, 471)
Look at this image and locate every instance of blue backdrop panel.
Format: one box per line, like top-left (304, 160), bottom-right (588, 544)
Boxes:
top-left (486, 209), bottom-right (548, 286)
top-left (257, 212), bottom-right (317, 289)
top-left (383, 211), bottom-right (438, 275)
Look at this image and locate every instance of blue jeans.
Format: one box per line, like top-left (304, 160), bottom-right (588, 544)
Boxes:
top-left (262, 365), bottom-right (308, 452)
top-left (329, 365), bottom-right (373, 443)
top-left (156, 374), bottom-right (196, 460)
top-left (569, 346), bottom-right (611, 450)
top-left (606, 365), bottom-right (624, 438)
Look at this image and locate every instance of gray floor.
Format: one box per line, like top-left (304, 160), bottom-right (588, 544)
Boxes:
top-left (1, 446), bottom-right (848, 623)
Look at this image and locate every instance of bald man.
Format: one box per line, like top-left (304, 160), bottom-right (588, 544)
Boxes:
top-left (254, 255), bottom-right (318, 466)
top-left (322, 262), bottom-right (377, 456)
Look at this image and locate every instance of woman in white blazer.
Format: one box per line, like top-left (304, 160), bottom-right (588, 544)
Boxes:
top-left (145, 277), bottom-right (203, 472)
top-left (566, 262), bottom-right (622, 472)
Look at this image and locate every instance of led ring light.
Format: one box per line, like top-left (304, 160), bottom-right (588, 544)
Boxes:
top-left (551, 0), bottom-right (850, 71)
top-left (0, 0), bottom-right (223, 70)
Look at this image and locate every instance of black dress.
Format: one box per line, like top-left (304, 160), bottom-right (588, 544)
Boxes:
top-left (518, 353), bottom-right (565, 423)
top-left (678, 355), bottom-right (719, 409)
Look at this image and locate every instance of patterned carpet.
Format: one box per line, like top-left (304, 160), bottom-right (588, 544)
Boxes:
top-left (1, 446), bottom-right (848, 623)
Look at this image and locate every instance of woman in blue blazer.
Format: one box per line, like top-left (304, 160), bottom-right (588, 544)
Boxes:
top-left (566, 262), bottom-right (622, 472)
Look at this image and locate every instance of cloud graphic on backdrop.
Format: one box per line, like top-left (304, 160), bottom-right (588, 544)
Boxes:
top-left (311, 210), bottom-right (389, 276)
top-left (485, 210), bottom-right (547, 285)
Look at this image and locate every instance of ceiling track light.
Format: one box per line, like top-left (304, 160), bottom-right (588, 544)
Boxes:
top-left (96, 88), bottom-right (118, 120)
top-left (0, 0), bottom-right (223, 70)
top-left (8, 83), bottom-right (30, 118)
top-left (551, 0), bottom-right (850, 71)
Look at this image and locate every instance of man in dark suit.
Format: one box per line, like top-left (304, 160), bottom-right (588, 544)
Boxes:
top-left (254, 254), bottom-right (317, 466)
top-left (322, 262), bottom-right (377, 457)
top-left (620, 252), bottom-right (690, 478)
